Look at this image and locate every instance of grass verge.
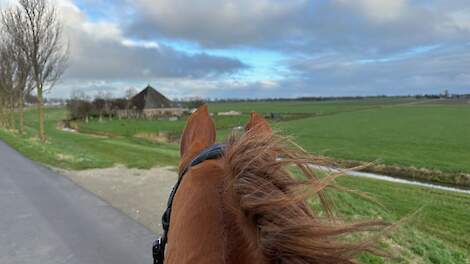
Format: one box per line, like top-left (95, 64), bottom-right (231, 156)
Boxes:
top-left (0, 108), bottom-right (179, 170)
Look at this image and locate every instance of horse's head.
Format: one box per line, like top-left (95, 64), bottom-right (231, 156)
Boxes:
top-left (163, 105), bottom-right (384, 264)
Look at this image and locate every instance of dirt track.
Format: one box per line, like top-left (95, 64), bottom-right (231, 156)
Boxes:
top-left (56, 165), bottom-right (178, 234)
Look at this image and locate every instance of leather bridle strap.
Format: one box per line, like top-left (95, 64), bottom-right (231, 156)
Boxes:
top-left (153, 144), bottom-right (225, 264)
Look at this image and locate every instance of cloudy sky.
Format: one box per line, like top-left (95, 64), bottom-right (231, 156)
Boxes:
top-left (1, 0), bottom-right (470, 99)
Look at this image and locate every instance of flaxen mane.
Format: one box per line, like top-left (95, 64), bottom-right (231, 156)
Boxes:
top-left (223, 129), bottom-right (385, 263)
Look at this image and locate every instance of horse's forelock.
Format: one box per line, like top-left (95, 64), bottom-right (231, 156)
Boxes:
top-left (222, 130), bottom-right (386, 263)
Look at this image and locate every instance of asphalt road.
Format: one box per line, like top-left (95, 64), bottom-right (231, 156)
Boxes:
top-left (0, 140), bottom-right (156, 264)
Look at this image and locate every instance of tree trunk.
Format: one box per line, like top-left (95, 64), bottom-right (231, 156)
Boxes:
top-left (37, 85), bottom-right (46, 143)
top-left (19, 90), bottom-right (25, 134)
top-left (9, 96), bottom-right (16, 130)
top-left (0, 101), bottom-right (5, 128)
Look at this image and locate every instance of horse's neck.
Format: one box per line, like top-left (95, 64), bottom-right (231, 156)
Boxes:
top-left (165, 160), bottom-right (263, 264)
top-left (165, 160), bottom-right (225, 263)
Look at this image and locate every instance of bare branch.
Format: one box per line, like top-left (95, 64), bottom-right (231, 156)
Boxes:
top-left (1, 0), bottom-right (69, 141)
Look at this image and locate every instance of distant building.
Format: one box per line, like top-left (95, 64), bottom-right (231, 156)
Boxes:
top-left (218, 110), bottom-right (242, 116)
top-left (122, 85), bottom-right (186, 119)
top-left (129, 85), bottom-right (173, 110)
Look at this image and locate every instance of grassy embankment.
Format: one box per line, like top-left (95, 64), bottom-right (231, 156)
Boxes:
top-left (331, 176), bottom-right (469, 263)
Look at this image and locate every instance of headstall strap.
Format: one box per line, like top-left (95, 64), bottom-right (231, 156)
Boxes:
top-left (153, 144), bottom-right (225, 264)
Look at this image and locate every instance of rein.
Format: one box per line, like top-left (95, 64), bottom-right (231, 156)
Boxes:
top-left (153, 144), bottom-right (225, 264)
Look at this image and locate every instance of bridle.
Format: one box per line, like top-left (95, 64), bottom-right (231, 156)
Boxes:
top-left (153, 144), bottom-right (226, 264)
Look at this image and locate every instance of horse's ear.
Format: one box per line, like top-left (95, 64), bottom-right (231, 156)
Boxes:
top-left (245, 112), bottom-right (272, 135)
top-left (180, 105), bottom-right (216, 158)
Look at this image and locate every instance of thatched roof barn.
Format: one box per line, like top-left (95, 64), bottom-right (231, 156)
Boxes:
top-left (129, 85), bottom-right (173, 110)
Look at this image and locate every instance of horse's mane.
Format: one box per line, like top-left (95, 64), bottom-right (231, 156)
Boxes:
top-left (223, 129), bottom-right (386, 263)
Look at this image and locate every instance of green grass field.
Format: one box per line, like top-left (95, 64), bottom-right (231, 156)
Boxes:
top-left (0, 100), bottom-right (469, 263)
top-left (0, 108), bottom-right (179, 170)
top-left (208, 97), bottom-right (417, 114)
top-left (280, 105), bottom-right (470, 172)
top-left (78, 114), bottom-right (249, 142)
top-left (210, 99), bottom-right (470, 186)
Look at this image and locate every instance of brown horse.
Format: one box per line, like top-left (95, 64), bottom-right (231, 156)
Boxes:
top-left (163, 105), bottom-right (383, 264)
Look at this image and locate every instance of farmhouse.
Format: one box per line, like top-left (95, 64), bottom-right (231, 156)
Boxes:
top-left (125, 85), bottom-right (185, 119)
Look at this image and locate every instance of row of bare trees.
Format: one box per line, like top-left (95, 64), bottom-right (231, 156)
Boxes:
top-left (0, 0), bottom-right (68, 143)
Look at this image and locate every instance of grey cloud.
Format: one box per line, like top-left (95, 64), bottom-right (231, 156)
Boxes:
top-left (287, 44), bottom-right (470, 96)
top-left (124, 1), bottom-right (470, 56)
top-left (125, 0), bottom-right (305, 48)
top-left (2, 0), bottom-right (247, 82)
top-left (54, 0), bottom-right (247, 81)
top-left (65, 37), bottom-right (246, 80)
top-left (66, 24), bottom-right (246, 79)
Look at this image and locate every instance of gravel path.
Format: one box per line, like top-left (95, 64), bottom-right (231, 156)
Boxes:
top-left (56, 165), bottom-right (178, 234)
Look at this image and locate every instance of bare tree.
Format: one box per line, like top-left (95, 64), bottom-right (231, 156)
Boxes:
top-left (99, 91), bottom-right (116, 119)
top-left (67, 90), bottom-right (91, 122)
top-left (124, 87), bottom-right (137, 100)
top-left (0, 24), bottom-right (32, 133)
top-left (2, 0), bottom-right (68, 142)
top-left (0, 33), bottom-right (17, 129)
top-left (0, 35), bottom-right (9, 128)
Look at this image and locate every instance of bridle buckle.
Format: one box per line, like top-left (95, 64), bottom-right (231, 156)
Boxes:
top-left (152, 237), bottom-right (164, 264)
